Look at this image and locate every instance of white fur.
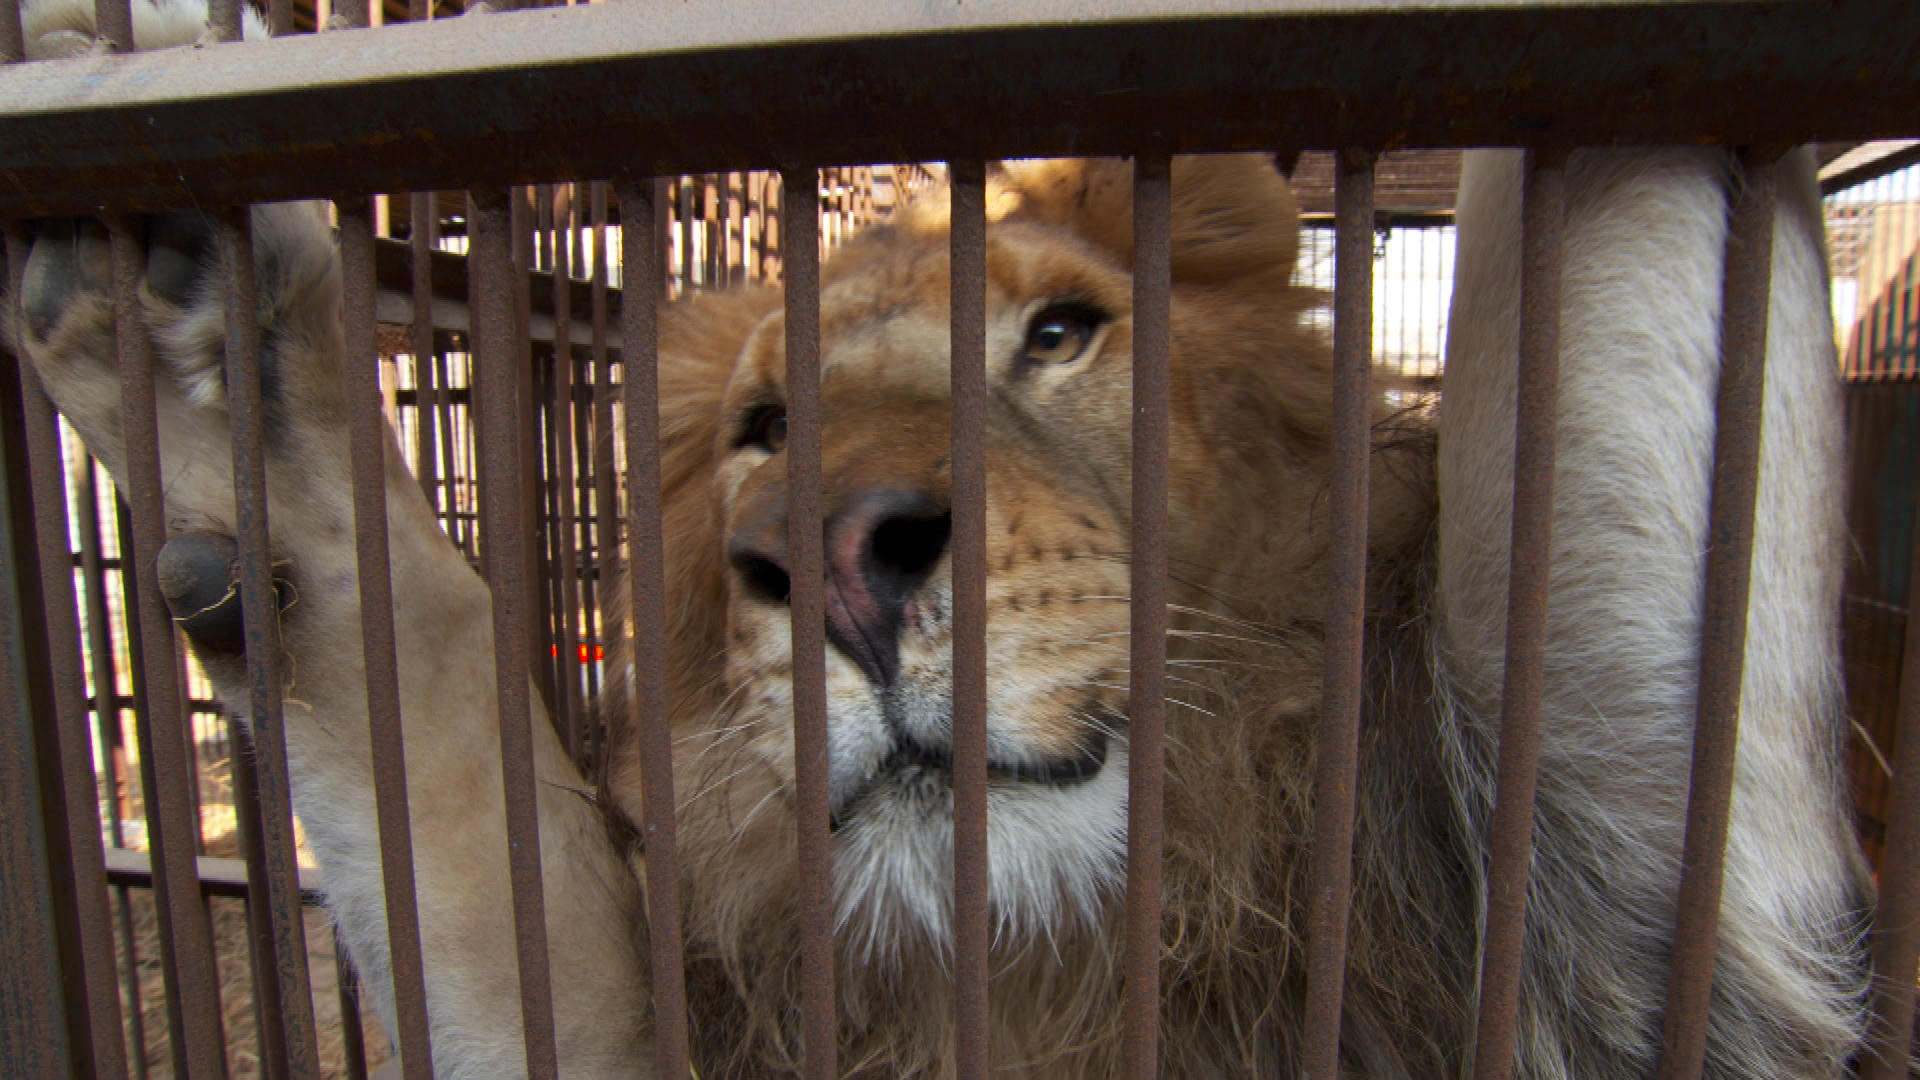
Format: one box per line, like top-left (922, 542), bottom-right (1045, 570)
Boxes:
top-left (23, 0), bottom-right (262, 56)
top-left (1439, 147), bottom-right (1863, 1076)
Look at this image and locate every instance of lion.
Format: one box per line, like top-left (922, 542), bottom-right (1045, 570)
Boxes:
top-left (10, 1), bottom-right (1877, 1075)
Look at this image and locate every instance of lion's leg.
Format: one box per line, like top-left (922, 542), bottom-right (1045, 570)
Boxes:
top-left (7, 204), bottom-right (651, 1076)
top-left (1437, 149), bottom-right (1867, 1075)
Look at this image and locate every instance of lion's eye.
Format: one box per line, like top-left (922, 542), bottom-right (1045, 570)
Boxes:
top-left (1021, 304), bottom-right (1105, 367)
top-left (737, 404), bottom-right (788, 454)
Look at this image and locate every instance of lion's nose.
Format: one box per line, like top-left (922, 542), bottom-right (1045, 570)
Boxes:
top-left (728, 487), bottom-right (950, 686)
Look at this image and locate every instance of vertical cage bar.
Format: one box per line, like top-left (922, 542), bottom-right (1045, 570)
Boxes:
top-left (1, 0), bottom-right (22, 60)
top-left (205, 0), bottom-right (240, 41)
top-left (0, 223), bottom-right (73, 1080)
top-left (614, 175), bottom-right (691, 1079)
top-left (1121, 152), bottom-right (1172, 1080)
top-left (108, 212), bottom-right (231, 1078)
top-left (948, 159), bottom-right (990, 1079)
top-left (1303, 148), bottom-right (1376, 1080)
top-left (1653, 152), bottom-right (1779, 1080)
top-left (782, 165), bottom-right (837, 1080)
top-left (335, 940), bottom-right (370, 1080)
top-left (411, 193), bottom-right (441, 505)
top-left (469, 185), bottom-right (561, 1080)
top-left (677, 180), bottom-right (694, 293)
top-left (550, 192), bottom-right (586, 763)
top-left (589, 182), bottom-right (616, 774)
top-left (1470, 149), bottom-right (1566, 1080)
top-left (5, 224), bottom-right (130, 1076)
top-left (1864, 472), bottom-right (1920, 1079)
top-left (340, 196), bottom-right (437, 1078)
top-left (513, 191), bottom-right (557, 715)
top-left (94, 0), bottom-right (132, 50)
top-left (78, 465), bottom-right (133, 838)
top-left (218, 206), bottom-right (323, 1079)
top-left (77, 464), bottom-right (153, 1080)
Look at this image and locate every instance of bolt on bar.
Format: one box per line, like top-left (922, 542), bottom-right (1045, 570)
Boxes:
top-left (1469, 149), bottom-right (1566, 1080)
top-left (782, 165), bottom-right (837, 1079)
top-left (108, 210), bottom-right (232, 1077)
top-left (948, 159), bottom-right (990, 1079)
top-left (1653, 151), bottom-right (1779, 1080)
top-left (8, 220), bottom-right (130, 1080)
top-left (0, 221), bottom-right (73, 1080)
top-left (218, 205), bottom-right (324, 1080)
top-left (1863, 461), bottom-right (1920, 1080)
top-left (615, 174), bottom-right (692, 1078)
top-left (1303, 147), bottom-right (1377, 1080)
top-left (1121, 152), bottom-right (1172, 1079)
top-left (340, 195), bottom-right (437, 1078)
top-left (469, 185), bottom-right (562, 1079)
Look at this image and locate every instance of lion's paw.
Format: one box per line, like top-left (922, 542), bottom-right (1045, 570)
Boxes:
top-left (7, 202), bottom-right (351, 537)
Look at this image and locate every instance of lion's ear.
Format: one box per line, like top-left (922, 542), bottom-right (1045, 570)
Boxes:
top-left (994, 155), bottom-right (1301, 285)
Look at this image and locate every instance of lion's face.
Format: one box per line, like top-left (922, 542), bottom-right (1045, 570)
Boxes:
top-left (669, 157), bottom-right (1356, 964)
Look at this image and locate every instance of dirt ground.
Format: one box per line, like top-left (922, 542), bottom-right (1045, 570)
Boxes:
top-left (117, 829), bottom-right (395, 1078)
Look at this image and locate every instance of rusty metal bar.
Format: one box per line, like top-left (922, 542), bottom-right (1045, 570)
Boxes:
top-left (101, 843), bottom-right (324, 898)
top-left (1470, 149), bottom-right (1566, 1080)
top-left (207, 0), bottom-right (241, 41)
top-left (948, 159), bottom-right (989, 1079)
top-left (469, 184), bottom-right (562, 1079)
top-left (4, 1), bottom-right (1919, 217)
top-left (1863, 437), bottom-right (1920, 1078)
top-left (336, 941), bottom-right (370, 1080)
top-left (512, 190), bottom-right (557, 715)
top-left (76, 462), bottom-right (152, 1080)
top-left (340, 195), bottom-right (437, 1079)
top-left (676, 179), bottom-right (693, 293)
top-left (4, 226), bottom-right (130, 1075)
top-left (614, 174), bottom-right (690, 1079)
top-left (77, 464), bottom-right (132, 841)
top-left (783, 165), bottom-right (836, 1079)
top-left (93, 0), bottom-right (132, 51)
top-left (1303, 148), bottom-right (1376, 1080)
top-left (1121, 152), bottom-right (1172, 1080)
top-left (549, 189), bottom-right (587, 763)
top-left (1653, 151), bottom-right (1779, 1080)
top-left (587, 181), bottom-right (615, 770)
top-left (218, 206), bottom-right (323, 1080)
top-left (1866, 401), bottom-right (1920, 1068)
top-left (0, 222), bottom-right (73, 1080)
top-left (411, 192), bottom-right (442, 505)
top-left (435, 345), bottom-right (467, 552)
top-left (0, 0), bottom-right (20, 60)
top-left (107, 211), bottom-right (231, 1077)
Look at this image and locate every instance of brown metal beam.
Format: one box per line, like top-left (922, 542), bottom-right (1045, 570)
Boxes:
top-left (0, 0), bottom-right (1916, 216)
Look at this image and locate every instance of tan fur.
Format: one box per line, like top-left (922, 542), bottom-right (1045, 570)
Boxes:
top-left (605, 157), bottom-right (1438, 1075)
